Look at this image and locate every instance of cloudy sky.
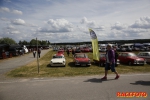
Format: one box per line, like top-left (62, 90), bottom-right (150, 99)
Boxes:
top-left (0, 0), bottom-right (150, 43)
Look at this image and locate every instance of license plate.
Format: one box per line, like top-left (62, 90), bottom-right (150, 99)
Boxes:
top-left (81, 64), bottom-right (86, 66)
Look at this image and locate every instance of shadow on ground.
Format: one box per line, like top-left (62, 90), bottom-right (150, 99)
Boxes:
top-left (68, 62), bottom-right (90, 68)
top-left (84, 78), bottom-right (119, 83)
top-left (47, 64), bottom-right (65, 68)
top-left (130, 80), bottom-right (150, 86)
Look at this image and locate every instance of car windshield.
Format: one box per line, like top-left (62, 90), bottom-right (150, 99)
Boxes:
top-left (53, 56), bottom-right (63, 58)
top-left (128, 53), bottom-right (137, 57)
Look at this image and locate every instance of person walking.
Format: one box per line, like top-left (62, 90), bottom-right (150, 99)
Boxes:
top-left (38, 48), bottom-right (41, 58)
top-left (72, 49), bottom-right (75, 57)
top-left (113, 46), bottom-right (119, 67)
top-left (101, 44), bottom-right (120, 80)
top-left (33, 48), bottom-right (36, 58)
top-left (66, 49), bottom-right (70, 56)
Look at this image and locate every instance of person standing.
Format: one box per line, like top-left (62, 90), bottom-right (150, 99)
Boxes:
top-left (33, 48), bottom-right (36, 58)
top-left (38, 48), bottom-right (41, 58)
top-left (101, 44), bottom-right (120, 80)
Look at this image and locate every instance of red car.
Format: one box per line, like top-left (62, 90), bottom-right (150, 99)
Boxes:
top-left (80, 47), bottom-right (90, 52)
top-left (74, 53), bottom-right (91, 66)
top-left (118, 52), bottom-right (145, 65)
top-left (93, 53), bottom-right (120, 67)
top-left (57, 50), bottom-right (64, 55)
top-left (93, 53), bottom-right (106, 66)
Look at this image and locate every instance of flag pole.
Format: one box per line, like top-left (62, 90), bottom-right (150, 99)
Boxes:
top-left (36, 37), bottom-right (40, 74)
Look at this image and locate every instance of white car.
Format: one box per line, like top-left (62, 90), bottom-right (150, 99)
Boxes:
top-left (50, 54), bottom-right (66, 67)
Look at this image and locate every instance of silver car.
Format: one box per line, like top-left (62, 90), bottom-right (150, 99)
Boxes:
top-left (137, 52), bottom-right (150, 64)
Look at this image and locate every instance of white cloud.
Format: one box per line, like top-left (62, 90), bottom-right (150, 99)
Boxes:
top-left (11, 19), bottom-right (26, 25)
top-left (0, 7), bottom-right (22, 15)
top-left (80, 17), bottom-right (105, 31)
top-left (39, 19), bottom-right (74, 33)
top-left (0, 17), bottom-right (9, 21)
top-left (12, 10), bottom-right (23, 15)
top-left (130, 17), bottom-right (150, 29)
top-left (0, 7), bottom-right (10, 12)
top-left (6, 25), bottom-right (15, 29)
top-left (123, 28), bottom-right (148, 33)
top-left (81, 17), bottom-right (95, 27)
top-left (8, 30), bottom-right (20, 34)
top-left (111, 22), bottom-right (126, 30)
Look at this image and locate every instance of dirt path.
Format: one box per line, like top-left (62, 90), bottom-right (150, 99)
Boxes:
top-left (0, 49), bottom-right (50, 80)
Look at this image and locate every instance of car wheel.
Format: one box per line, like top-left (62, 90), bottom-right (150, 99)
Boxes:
top-left (128, 62), bottom-right (132, 66)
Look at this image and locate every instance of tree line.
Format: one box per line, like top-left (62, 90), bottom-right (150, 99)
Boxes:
top-left (0, 37), bottom-right (51, 46)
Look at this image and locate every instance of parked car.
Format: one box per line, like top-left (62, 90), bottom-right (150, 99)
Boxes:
top-left (74, 53), bottom-right (91, 66)
top-left (118, 52), bottom-right (145, 65)
top-left (50, 54), bottom-right (66, 67)
top-left (93, 53), bottom-right (120, 67)
top-left (53, 47), bottom-right (58, 51)
top-left (137, 52), bottom-right (150, 64)
top-left (74, 48), bottom-right (81, 53)
top-left (81, 47), bottom-right (90, 52)
top-left (8, 47), bottom-right (19, 56)
top-left (100, 47), bottom-right (106, 52)
top-left (120, 45), bottom-right (132, 52)
top-left (22, 45), bottom-right (28, 53)
top-left (57, 50), bottom-right (64, 55)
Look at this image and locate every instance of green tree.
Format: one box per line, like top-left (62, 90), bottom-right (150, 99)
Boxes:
top-left (47, 41), bottom-right (50, 45)
top-left (30, 39), bottom-right (37, 45)
top-left (41, 40), bottom-right (47, 45)
top-left (0, 37), bottom-right (16, 45)
top-left (18, 40), bottom-right (29, 45)
top-left (30, 39), bottom-right (41, 45)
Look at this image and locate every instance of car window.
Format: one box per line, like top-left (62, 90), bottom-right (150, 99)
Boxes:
top-left (53, 56), bottom-right (63, 58)
top-left (144, 53), bottom-right (148, 56)
top-left (122, 53), bottom-right (127, 57)
top-left (100, 54), bottom-right (105, 57)
top-left (138, 53), bottom-right (142, 56)
top-left (128, 53), bottom-right (136, 57)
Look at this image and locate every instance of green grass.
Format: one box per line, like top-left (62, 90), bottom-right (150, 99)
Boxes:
top-left (6, 50), bottom-right (150, 78)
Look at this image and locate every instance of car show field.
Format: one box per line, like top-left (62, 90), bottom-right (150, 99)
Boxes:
top-left (6, 49), bottom-right (150, 78)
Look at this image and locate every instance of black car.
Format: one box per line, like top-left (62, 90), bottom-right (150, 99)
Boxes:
top-left (8, 47), bottom-right (19, 56)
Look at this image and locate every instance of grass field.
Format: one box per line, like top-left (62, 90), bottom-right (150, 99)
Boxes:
top-left (6, 50), bottom-right (150, 78)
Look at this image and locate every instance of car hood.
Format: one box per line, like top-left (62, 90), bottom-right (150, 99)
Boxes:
top-left (51, 58), bottom-right (64, 62)
top-left (129, 56), bottom-right (144, 60)
top-left (75, 58), bottom-right (89, 61)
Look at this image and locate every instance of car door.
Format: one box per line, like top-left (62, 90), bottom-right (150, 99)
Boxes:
top-left (123, 53), bottom-right (128, 63)
top-left (118, 53), bottom-right (124, 63)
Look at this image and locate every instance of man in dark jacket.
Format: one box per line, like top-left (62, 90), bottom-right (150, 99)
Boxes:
top-left (38, 48), bottom-right (41, 58)
top-left (101, 44), bottom-right (120, 80)
top-left (113, 46), bottom-right (119, 67)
